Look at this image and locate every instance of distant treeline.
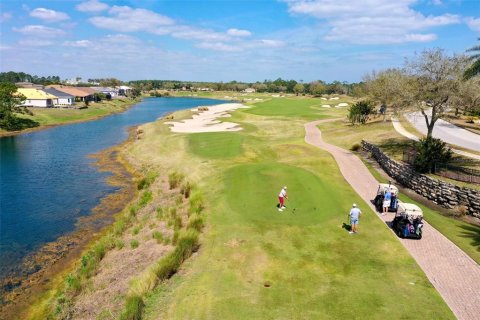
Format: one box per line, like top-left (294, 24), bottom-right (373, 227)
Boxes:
top-left (128, 78), bottom-right (366, 96)
top-left (0, 71), bottom-right (61, 85)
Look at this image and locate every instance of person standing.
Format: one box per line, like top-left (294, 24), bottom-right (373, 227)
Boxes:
top-left (278, 186), bottom-right (288, 211)
top-left (349, 203), bottom-right (361, 234)
top-left (382, 189), bottom-right (392, 215)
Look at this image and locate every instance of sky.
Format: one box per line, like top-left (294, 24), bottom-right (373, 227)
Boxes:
top-left (0, 0), bottom-right (479, 83)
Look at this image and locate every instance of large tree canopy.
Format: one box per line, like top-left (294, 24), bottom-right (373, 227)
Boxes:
top-left (464, 38), bottom-right (480, 80)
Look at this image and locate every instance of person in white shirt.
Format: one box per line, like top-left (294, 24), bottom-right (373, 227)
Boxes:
top-left (349, 203), bottom-right (361, 234)
top-left (278, 186), bottom-right (288, 211)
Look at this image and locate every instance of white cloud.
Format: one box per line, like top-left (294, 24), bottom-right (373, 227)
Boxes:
top-left (285, 0), bottom-right (460, 44)
top-left (30, 8), bottom-right (70, 22)
top-left (227, 28), bottom-right (252, 37)
top-left (466, 17), bottom-right (480, 32)
top-left (196, 42), bottom-right (243, 52)
top-left (76, 0), bottom-right (109, 13)
top-left (90, 6), bottom-right (174, 32)
top-left (63, 40), bottom-right (93, 47)
top-left (171, 26), bottom-right (230, 42)
top-left (13, 25), bottom-right (66, 37)
top-left (1, 12), bottom-right (12, 22)
top-left (18, 39), bottom-right (54, 46)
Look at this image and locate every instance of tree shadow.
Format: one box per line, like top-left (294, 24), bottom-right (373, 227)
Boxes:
top-left (377, 138), bottom-right (415, 157)
top-left (459, 224), bottom-right (480, 250)
top-left (1, 117), bottom-right (40, 131)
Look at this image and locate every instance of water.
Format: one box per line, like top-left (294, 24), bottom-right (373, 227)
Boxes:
top-left (0, 97), bottom-right (224, 278)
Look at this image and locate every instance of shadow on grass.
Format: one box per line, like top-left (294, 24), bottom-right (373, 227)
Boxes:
top-left (342, 223), bottom-right (352, 232)
top-left (377, 138), bottom-right (415, 157)
top-left (1, 117), bottom-right (40, 131)
top-left (459, 224), bottom-right (480, 251)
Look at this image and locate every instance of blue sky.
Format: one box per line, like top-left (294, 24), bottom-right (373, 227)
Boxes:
top-left (1, 0), bottom-right (479, 83)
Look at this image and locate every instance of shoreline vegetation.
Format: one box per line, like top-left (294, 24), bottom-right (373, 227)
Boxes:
top-left (2, 94), bottom-right (479, 319)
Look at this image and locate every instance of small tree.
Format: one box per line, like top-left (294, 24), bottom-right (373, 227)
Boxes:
top-left (413, 137), bottom-right (452, 173)
top-left (348, 101), bottom-right (374, 125)
top-left (293, 83), bottom-right (304, 96)
top-left (0, 82), bottom-right (28, 130)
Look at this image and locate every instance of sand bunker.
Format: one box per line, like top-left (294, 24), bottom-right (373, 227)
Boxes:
top-left (329, 97), bottom-right (340, 100)
top-left (321, 104), bottom-right (331, 108)
top-left (166, 103), bottom-right (248, 133)
top-left (335, 103), bottom-right (349, 108)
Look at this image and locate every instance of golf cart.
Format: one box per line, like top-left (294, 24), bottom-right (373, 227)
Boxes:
top-left (373, 183), bottom-right (399, 212)
top-left (391, 203), bottom-right (423, 239)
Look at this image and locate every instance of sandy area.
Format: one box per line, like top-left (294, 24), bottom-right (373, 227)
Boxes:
top-left (166, 103), bottom-right (248, 133)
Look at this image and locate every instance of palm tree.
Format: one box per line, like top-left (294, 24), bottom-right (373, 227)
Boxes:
top-left (464, 38), bottom-right (480, 80)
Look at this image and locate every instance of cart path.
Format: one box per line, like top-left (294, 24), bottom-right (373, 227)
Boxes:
top-left (305, 119), bottom-right (480, 320)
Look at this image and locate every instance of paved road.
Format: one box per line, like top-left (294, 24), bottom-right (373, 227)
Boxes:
top-left (405, 111), bottom-right (480, 152)
top-left (391, 117), bottom-right (480, 160)
top-left (305, 119), bottom-right (480, 320)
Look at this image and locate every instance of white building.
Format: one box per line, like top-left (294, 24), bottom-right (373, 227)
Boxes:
top-left (17, 88), bottom-right (56, 108)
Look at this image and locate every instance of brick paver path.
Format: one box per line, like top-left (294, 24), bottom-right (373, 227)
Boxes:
top-left (305, 119), bottom-right (480, 320)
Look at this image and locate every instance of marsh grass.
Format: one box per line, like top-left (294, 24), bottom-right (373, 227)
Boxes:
top-left (168, 172), bottom-right (184, 189)
top-left (120, 295), bottom-right (144, 320)
top-left (152, 231), bottom-right (164, 243)
top-left (130, 239), bottom-right (140, 249)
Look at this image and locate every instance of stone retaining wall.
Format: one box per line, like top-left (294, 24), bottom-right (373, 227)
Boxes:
top-left (362, 140), bottom-right (480, 218)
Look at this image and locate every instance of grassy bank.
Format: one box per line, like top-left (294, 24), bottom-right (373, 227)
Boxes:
top-left (0, 98), bottom-right (140, 137)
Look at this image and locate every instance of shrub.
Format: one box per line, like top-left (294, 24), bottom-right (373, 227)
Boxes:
top-left (348, 101), bottom-right (374, 125)
top-left (189, 193), bottom-right (204, 215)
top-left (120, 295), bottom-right (144, 320)
top-left (115, 239), bottom-right (125, 249)
top-left (350, 143), bottom-right (361, 151)
top-left (130, 239), bottom-right (140, 249)
top-left (413, 136), bottom-right (453, 173)
top-left (65, 274), bottom-right (81, 294)
top-left (168, 172), bottom-right (184, 189)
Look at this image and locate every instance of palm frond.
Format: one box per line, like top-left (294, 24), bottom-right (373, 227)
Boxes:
top-left (463, 59), bottom-right (480, 80)
top-left (466, 45), bottom-right (480, 52)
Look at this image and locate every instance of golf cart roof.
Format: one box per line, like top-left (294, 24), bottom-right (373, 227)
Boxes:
top-left (378, 184), bottom-right (399, 193)
top-left (397, 203), bottom-right (423, 218)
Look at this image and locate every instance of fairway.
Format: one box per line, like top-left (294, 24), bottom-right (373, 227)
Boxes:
top-left (138, 98), bottom-right (453, 319)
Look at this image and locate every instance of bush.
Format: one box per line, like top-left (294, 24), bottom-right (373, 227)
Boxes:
top-left (348, 101), bottom-right (374, 125)
top-left (413, 136), bottom-right (453, 173)
top-left (138, 191), bottom-right (153, 208)
top-left (137, 171), bottom-right (158, 190)
top-left (180, 182), bottom-right (192, 198)
top-left (350, 143), bottom-right (361, 151)
top-left (187, 214), bottom-right (204, 232)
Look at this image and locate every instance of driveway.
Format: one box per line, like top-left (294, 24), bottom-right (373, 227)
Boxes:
top-left (405, 111), bottom-right (480, 152)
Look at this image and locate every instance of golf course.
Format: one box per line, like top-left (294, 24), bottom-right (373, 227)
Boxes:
top-left (122, 96), bottom-right (455, 319)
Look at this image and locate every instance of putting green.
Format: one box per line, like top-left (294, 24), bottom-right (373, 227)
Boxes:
top-left (246, 98), bottom-right (339, 119)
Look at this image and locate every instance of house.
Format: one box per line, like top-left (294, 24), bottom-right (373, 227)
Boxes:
top-left (47, 85), bottom-right (93, 102)
top-left (42, 88), bottom-right (75, 107)
top-left (17, 88), bottom-right (57, 108)
top-left (243, 88), bottom-right (256, 93)
top-left (91, 86), bottom-right (118, 98)
top-left (118, 85), bottom-right (132, 96)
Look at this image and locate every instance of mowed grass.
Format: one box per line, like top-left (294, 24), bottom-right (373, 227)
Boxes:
top-left (135, 98), bottom-right (454, 319)
top-left (246, 97), bottom-right (350, 119)
top-left (188, 132), bottom-right (244, 159)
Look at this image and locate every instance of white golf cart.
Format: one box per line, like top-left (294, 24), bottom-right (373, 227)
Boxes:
top-left (391, 203), bottom-right (424, 239)
top-left (373, 183), bottom-right (399, 212)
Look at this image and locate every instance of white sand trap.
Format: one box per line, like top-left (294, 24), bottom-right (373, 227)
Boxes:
top-left (329, 97), bottom-right (340, 100)
top-left (321, 97), bottom-right (328, 100)
top-left (166, 103), bottom-right (248, 133)
top-left (335, 103), bottom-right (349, 108)
top-left (321, 104), bottom-right (331, 108)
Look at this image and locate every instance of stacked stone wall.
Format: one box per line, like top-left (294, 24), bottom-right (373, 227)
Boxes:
top-left (362, 140), bottom-right (479, 218)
